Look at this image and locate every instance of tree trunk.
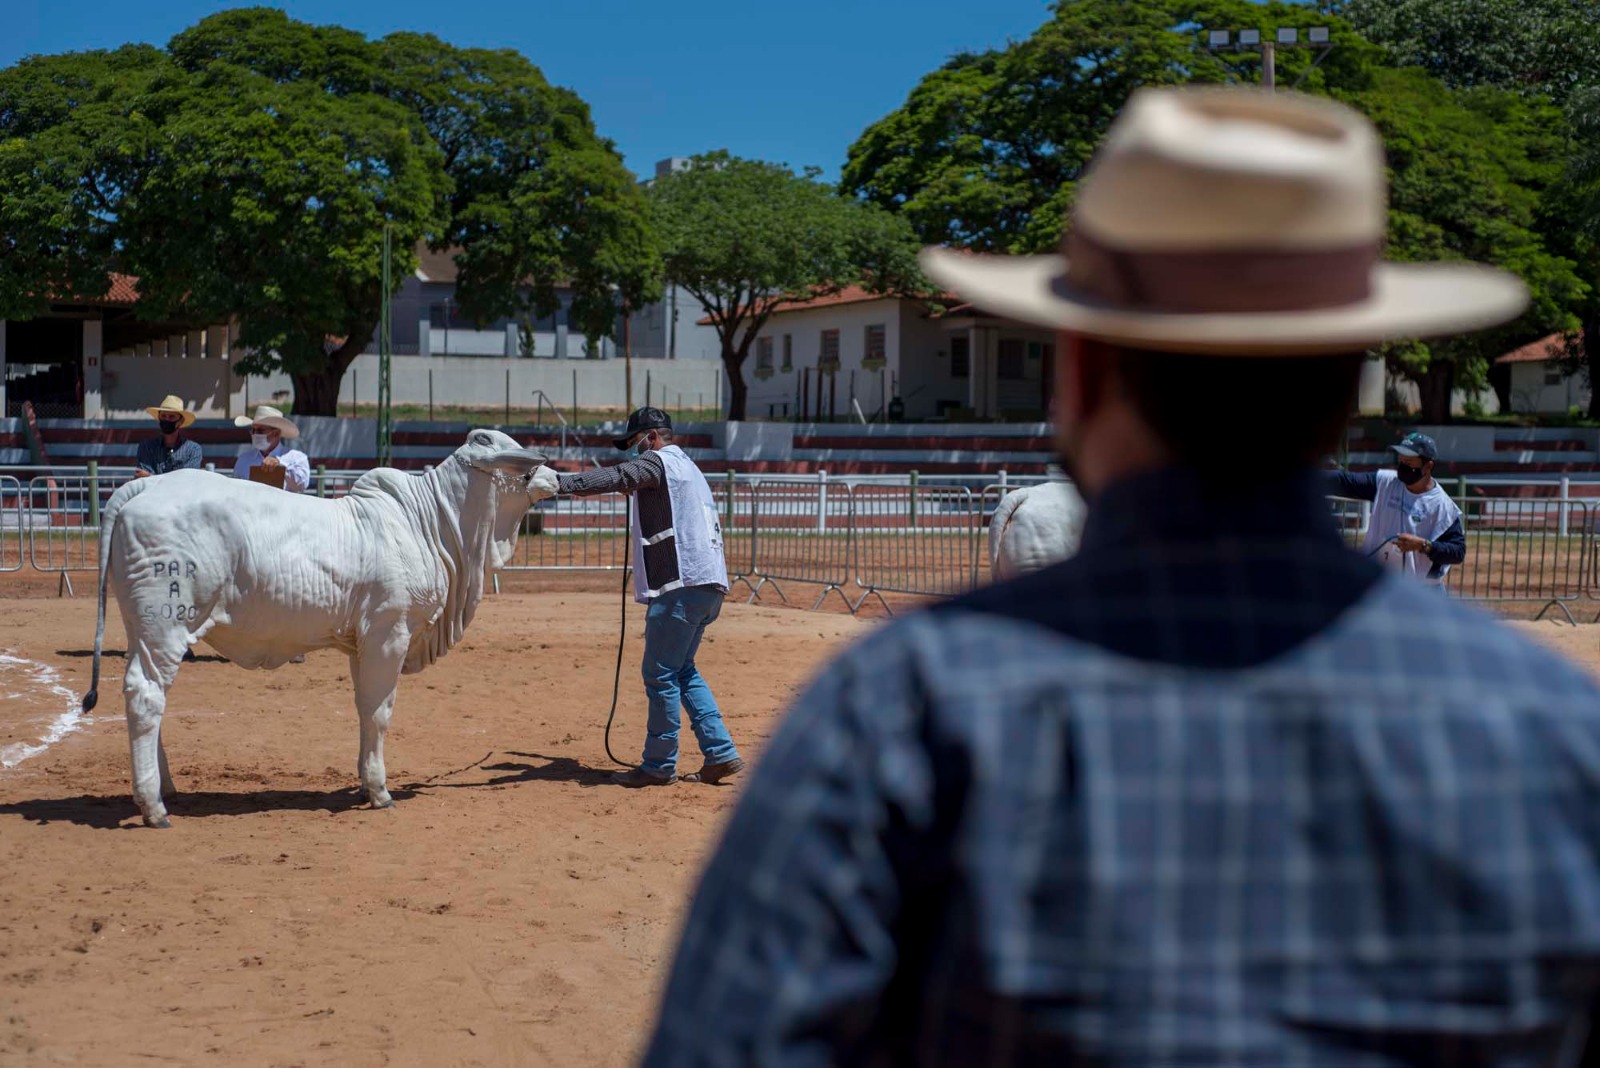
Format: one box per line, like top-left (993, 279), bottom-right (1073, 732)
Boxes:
top-left (1414, 362), bottom-right (1454, 425)
top-left (724, 345), bottom-right (749, 421)
top-left (289, 328), bottom-right (374, 417)
top-left (1582, 311), bottom-right (1600, 420)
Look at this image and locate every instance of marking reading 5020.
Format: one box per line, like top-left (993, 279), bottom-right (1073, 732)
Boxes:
top-left (141, 604), bottom-right (200, 623)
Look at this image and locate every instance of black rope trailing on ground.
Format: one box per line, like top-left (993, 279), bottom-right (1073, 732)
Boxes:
top-left (603, 496), bottom-right (637, 769)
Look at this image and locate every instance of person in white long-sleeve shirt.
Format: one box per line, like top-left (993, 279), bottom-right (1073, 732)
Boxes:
top-left (231, 405), bottom-right (310, 493)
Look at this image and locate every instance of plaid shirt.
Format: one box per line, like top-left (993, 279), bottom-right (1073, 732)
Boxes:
top-left (643, 467), bottom-right (1600, 1067)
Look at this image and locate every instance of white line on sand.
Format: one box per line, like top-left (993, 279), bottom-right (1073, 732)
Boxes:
top-left (0, 653), bottom-right (91, 768)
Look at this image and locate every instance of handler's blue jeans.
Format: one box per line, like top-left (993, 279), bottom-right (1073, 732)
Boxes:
top-left (640, 585), bottom-right (739, 776)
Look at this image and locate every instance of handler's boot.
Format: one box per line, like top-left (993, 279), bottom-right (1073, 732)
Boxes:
top-left (613, 767), bottom-right (676, 788)
top-left (683, 757), bottom-right (744, 785)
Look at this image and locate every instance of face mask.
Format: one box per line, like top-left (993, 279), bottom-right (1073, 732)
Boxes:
top-left (252, 433), bottom-right (273, 452)
top-left (622, 435), bottom-right (648, 460)
top-left (158, 419), bottom-right (180, 435)
top-left (1395, 463), bottom-right (1425, 486)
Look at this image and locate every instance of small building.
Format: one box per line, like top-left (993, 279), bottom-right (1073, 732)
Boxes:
top-left (375, 245), bottom-right (617, 360)
top-left (726, 287), bottom-right (1057, 422)
top-left (1496, 332), bottom-right (1589, 414)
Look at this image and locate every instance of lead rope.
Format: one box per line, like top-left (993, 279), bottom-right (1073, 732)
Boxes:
top-left (602, 495), bottom-right (636, 769)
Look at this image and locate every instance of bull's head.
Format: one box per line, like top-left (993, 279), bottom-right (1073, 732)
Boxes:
top-left (452, 429), bottom-right (559, 569)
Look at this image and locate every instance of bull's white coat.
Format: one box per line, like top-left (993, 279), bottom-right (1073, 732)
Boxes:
top-left (987, 479), bottom-right (1089, 582)
top-left (84, 430), bottom-right (557, 827)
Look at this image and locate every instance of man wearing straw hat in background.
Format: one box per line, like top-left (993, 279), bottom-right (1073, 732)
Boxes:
top-left (644, 88), bottom-right (1600, 1065)
top-left (232, 404), bottom-right (310, 494)
top-left (135, 395), bottom-right (203, 478)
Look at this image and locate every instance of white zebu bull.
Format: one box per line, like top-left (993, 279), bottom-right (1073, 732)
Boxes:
top-left (987, 478), bottom-right (1089, 581)
top-left (82, 430), bottom-right (557, 827)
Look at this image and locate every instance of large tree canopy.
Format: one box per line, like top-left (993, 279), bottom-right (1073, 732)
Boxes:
top-left (840, 0), bottom-right (1589, 421)
top-left (648, 153), bottom-right (923, 421)
top-left (1336, 0), bottom-right (1600, 413)
top-left (0, 7), bottom-right (659, 415)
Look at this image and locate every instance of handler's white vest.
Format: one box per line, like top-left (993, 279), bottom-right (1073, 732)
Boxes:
top-left (630, 445), bottom-right (728, 603)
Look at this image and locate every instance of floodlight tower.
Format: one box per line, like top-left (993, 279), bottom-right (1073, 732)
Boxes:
top-left (377, 223), bottom-right (393, 466)
top-left (1203, 26), bottom-right (1333, 93)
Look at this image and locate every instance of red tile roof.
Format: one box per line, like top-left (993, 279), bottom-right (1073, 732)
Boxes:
top-left (1497, 332), bottom-right (1583, 364)
top-left (101, 273), bottom-right (140, 305)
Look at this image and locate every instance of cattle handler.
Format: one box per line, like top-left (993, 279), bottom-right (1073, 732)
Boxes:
top-left (556, 406), bottom-right (743, 788)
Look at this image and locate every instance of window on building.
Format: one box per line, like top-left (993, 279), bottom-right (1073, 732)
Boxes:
top-left (950, 336), bottom-right (970, 378)
top-left (864, 324), bottom-right (886, 367)
top-left (781, 334), bottom-right (793, 371)
top-left (1546, 366), bottom-right (1563, 386)
top-left (998, 338), bottom-right (1026, 380)
top-left (757, 335), bottom-right (774, 371)
top-left (820, 328), bottom-right (840, 372)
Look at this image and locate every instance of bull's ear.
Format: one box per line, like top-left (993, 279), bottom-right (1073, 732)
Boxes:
top-left (483, 448), bottom-right (547, 474)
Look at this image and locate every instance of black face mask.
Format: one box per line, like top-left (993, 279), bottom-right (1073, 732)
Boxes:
top-left (1395, 463), bottom-right (1426, 486)
top-left (159, 419), bottom-right (180, 435)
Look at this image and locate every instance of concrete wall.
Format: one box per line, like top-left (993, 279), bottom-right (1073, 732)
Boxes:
top-left (92, 352), bottom-right (720, 420)
top-left (1507, 362), bottom-right (1590, 414)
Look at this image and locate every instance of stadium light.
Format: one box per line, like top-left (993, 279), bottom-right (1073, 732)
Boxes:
top-left (1199, 25), bottom-right (1336, 93)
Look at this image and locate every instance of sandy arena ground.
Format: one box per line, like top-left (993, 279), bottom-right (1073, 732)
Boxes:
top-left (3, 573), bottom-right (1599, 1067)
top-left (0, 576), bottom-right (872, 1066)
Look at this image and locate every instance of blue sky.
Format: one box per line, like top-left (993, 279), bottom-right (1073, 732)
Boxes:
top-left (1, 0), bottom-right (1057, 182)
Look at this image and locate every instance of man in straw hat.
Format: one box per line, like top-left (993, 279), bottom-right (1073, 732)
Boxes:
top-left (232, 404), bottom-right (310, 494)
top-left (643, 88), bottom-right (1600, 1065)
top-left (135, 395), bottom-right (203, 478)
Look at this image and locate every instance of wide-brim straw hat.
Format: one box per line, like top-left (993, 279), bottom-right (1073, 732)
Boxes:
top-left (233, 404), bottom-right (300, 439)
top-left (145, 394), bottom-right (197, 429)
top-left (920, 87), bottom-right (1529, 355)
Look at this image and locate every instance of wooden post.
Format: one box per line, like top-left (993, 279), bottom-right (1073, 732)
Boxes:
top-left (504, 368), bottom-right (511, 425)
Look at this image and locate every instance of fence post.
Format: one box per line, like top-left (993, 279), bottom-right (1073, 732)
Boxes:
top-left (818, 470), bottom-right (829, 535)
top-left (572, 368), bottom-right (579, 427)
top-left (909, 469), bottom-right (919, 529)
top-left (87, 460), bottom-right (100, 529)
top-left (1561, 475), bottom-right (1571, 538)
top-left (428, 369), bottom-right (434, 421)
top-left (999, 468), bottom-right (1009, 493)
top-left (316, 464), bottom-right (328, 498)
top-left (725, 470), bottom-right (736, 531)
top-left (504, 368), bottom-right (511, 425)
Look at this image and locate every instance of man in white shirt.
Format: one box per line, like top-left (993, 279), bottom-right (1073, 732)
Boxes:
top-left (231, 405), bottom-right (310, 493)
top-left (1326, 431), bottom-right (1466, 584)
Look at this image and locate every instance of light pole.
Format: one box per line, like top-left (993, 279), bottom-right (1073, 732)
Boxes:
top-left (1204, 26), bottom-right (1333, 93)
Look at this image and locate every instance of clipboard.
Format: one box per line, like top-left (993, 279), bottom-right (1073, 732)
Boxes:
top-left (249, 464), bottom-right (287, 489)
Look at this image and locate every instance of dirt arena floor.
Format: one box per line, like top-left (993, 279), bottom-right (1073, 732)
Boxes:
top-left (3, 570), bottom-right (1599, 1067)
top-left (0, 573), bottom-right (874, 1066)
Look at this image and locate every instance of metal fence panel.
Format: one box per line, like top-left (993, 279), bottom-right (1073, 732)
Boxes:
top-left (748, 478), bottom-right (854, 609)
top-left (850, 483), bottom-right (980, 610)
top-left (24, 471), bottom-right (136, 574)
top-left (1446, 498), bottom-right (1589, 619)
top-left (503, 493), bottom-right (631, 571)
top-left (0, 476), bottom-right (22, 572)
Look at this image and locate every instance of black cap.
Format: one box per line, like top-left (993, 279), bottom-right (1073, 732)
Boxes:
top-left (612, 406), bottom-right (672, 450)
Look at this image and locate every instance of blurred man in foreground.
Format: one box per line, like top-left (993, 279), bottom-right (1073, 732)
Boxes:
top-left (643, 88), bottom-right (1600, 1066)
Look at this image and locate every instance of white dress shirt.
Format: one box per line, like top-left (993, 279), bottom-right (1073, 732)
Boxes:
top-left (232, 441), bottom-right (311, 493)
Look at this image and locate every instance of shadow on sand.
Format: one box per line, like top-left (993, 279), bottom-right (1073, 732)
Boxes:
top-left (0, 785), bottom-right (417, 830)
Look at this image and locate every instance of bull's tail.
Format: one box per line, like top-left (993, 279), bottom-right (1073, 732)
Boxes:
top-left (83, 478), bottom-right (153, 712)
top-left (987, 487), bottom-right (1027, 572)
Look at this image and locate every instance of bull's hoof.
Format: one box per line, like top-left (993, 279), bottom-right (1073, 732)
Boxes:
top-left (369, 796), bottom-right (395, 811)
top-left (143, 814), bottom-right (172, 829)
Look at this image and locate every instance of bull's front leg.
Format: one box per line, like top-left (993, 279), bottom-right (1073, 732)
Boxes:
top-left (350, 629), bottom-right (408, 809)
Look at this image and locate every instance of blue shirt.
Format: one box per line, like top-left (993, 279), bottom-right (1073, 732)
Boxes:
top-left (134, 436), bottom-right (204, 475)
top-left (644, 466), bottom-right (1600, 1067)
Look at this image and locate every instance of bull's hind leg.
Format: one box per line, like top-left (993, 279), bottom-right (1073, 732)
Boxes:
top-left (351, 631), bottom-right (408, 810)
top-left (123, 634), bottom-right (186, 828)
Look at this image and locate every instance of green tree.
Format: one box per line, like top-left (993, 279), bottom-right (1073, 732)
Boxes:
top-left (841, 0), bottom-right (1586, 421)
top-left (1335, 0), bottom-right (1600, 413)
top-left (0, 7), bottom-right (659, 415)
top-left (841, 0), bottom-right (1383, 253)
top-left (648, 153), bottom-right (923, 420)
